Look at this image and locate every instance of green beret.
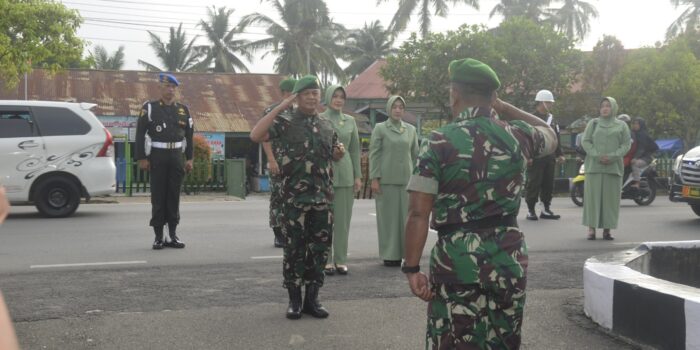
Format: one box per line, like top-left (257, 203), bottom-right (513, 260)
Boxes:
top-left (292, 75), bottom-right (321, 94)
top-left (279, 78), bottom-right (297, 93)
top-left (448, 58), bottom-right (500, 92)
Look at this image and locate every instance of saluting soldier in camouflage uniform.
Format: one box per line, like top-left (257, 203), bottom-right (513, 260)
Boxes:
top-left (250, 76), bottom-right (345, 320)
top-left (402, 59), bottom-right (557, 349)
top-left (262, 77), bottom-right (297, 248)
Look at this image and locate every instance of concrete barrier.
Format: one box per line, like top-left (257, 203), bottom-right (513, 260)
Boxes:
top-left (584, 241), bottom-right (700, 349)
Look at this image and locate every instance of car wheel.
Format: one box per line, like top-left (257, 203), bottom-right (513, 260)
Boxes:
top-left (34, 177), bottom-right (81, 218)
top-left (692, 203), bottom-right (700, 217)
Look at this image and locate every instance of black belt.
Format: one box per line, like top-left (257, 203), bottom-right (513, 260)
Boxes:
top-left (436, 214), bottom-right (518, 235)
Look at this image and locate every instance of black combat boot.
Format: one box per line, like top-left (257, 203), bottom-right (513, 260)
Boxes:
top-left (164, 224), bottom-right (185, 248)
top-left (273, 227), bottom-right (285, 248)
top-left (540, 206), bottom-right (561, 220)
top-left (302, 284), bottom-right (329, 318)
top-left (152, 226), bottom-right (164, 250)
top-left (286, 286), bottom-right (303, 320)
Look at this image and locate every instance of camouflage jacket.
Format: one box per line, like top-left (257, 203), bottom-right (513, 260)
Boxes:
top-left (262, 103), bottom-right (294, 161)
top-left (268, 110), bottom-right (339, 205)
top-left (407, 106), bottom-right (557, 231)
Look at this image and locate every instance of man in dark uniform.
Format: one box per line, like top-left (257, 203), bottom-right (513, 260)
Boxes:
top-left (403, 58), bottom-right (557, 349)
top-left (136, 73), bottom-right (194, 250)
top-left (250, 75), bottom-right (345, 320)
top-left (525, 89), bottom-right (565, 220)
top-left (262, 77), bottom-right (296, 248)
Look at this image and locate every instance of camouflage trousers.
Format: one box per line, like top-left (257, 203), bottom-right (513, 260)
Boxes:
top-left (427, 227), bottom-right (527, 350)
top-left (269, 175), bottom-right (282, 228)
top-left (281, 203), bottom-right (332, 288)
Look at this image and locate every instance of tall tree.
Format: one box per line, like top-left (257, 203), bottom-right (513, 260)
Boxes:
top-left (198, 6), bottom-right (253, 73)
top-left (548, 0), bottom-right (599, 42)
top-left (240, 0), bottom-right (344, 78)
top-left (138, 23), bottom-right (204, 72)
top-left (490, 0), bottom-right (551, 22)
top-left (91, 45), bottom-right (125, 70)
top-left (343, 21), bottom-right (397, 79)
top-left (0, 0), bottom-right (85, 89)
top-left (582, 35), bottom-right (626, 96)
top-left (668, 0), bottom-right (700, 38)
top-left (378, 0), bottom-right (480, 38)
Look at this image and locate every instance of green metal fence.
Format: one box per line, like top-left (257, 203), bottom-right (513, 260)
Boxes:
top-left (116, 159), bottom-right (228, 195)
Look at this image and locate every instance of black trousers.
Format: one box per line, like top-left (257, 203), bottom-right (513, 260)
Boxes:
top-left (149, 148), bottom-right (185, 227)
top-left (525, 156), bottom-right (555, 210)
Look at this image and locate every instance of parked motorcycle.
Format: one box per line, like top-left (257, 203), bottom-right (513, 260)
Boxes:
top-left (570, 159), bottom-right (658, 206)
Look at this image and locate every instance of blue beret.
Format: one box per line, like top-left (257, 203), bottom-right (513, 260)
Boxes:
top-left (159, 73), bottom-right (179, 86)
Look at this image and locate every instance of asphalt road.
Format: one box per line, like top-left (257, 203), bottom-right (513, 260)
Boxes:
top-left (1, 196), bottom-right (698, 349)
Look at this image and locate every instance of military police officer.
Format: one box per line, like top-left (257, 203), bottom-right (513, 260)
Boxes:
top-left (262, 77), bottom-right (297, 248)
top-left (136, 73), bottom-right (194, 250)
top-left (250, 75), bottom-right (345, 320)
top-left (525, 89), bottom-right (565, 220)
top-left (402, 59), bottom-right (557, 349)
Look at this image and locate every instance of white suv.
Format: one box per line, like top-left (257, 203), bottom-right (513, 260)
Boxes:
top-left (0, 100), bottom-right (116, 217)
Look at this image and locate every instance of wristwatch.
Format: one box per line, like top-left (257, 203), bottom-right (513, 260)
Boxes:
top-left (401, 261), bottom-right (420, 274)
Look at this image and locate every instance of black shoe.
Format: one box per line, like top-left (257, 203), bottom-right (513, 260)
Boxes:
top-left (383, 260), bottom-right (401, 267)
top-left (526, 211), bottom-right (538, 221)
top-left (286, 286), bottom-right (303, 320)
top-left (164, 235), bottom-right (185, 248)
top-left (302, 284), bottom-right (329, 318)
top-left (540, 209), bottom-right (561, 220)
top-left (274, 235), bottom-right (285, 248)
top-left (152, 239), bottom-right (164, 250)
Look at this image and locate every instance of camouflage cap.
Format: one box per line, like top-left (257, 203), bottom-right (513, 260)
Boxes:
top-left (448, 58), bottom-right (500, 92)
top-left (292, 75), bottom-right (321, 94)
top-left (279, 78), bottom-right (297, 93)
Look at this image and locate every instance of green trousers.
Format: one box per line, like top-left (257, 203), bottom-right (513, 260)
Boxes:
top-left (375, 184), bottom-right (408, 261)
top-left (582, 173), bottom-right (622, 229)
top-left (330, 186), bottom-right (354, 265)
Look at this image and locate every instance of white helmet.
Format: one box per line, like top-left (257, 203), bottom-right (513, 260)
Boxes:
top-left (535, 89), bottom-right (555, 102)
top-left (617, 114), bottom-right (631, 123)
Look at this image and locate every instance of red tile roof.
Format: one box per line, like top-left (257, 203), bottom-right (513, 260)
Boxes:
top-left (345, 59), bottom-right (391, 100)
top-left (0, 69), bottom-right (284, 133)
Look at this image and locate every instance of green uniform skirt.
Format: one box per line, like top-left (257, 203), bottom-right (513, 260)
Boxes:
top-left (582, 173), bottom-right (622, 229)
top-left (330, 186), bottom-right (354, 265)
top-left (375, 184), bottom-right (408, 261)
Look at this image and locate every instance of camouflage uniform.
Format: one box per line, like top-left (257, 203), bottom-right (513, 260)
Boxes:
top-left (268, 109), bottom-right (339, 288)
top-left (262, 103), bottom-right (293, 231)
top-left (407, 107), bottom-right (556, 349)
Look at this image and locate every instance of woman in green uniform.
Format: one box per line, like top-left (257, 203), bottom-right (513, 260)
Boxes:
top-left (369, 96), bottom-right (419, 266)
top-left (581, 97), bottom-right (632, 240)
top-left (320, 85), bottom-right (361, 275)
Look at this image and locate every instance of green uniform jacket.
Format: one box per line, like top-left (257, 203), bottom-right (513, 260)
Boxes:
top-left (369, 97), bottom-right (419, 185)
top-left (582, 97), bottom-right (632, 177)
top-left (320, 85), bottom-right (361, 187)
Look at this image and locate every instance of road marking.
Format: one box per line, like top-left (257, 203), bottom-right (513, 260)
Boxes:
top-left (612, 242), bottom-right (642, 246)
top-left (30, 261), bottom-right (147, 269)
top-left (251, 255), bottom-right (283, 260)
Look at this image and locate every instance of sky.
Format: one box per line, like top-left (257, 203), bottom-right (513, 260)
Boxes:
top-left (61, 0), bottom-right (686, 73)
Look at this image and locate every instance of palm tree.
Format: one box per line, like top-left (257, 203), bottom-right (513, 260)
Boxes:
top-left (668, 0), bottom-right (700, 38)
top-left (198, 6), bottom-right (253, 73)
top-left (343, 21), bottom-right (397, 79)
top-left (378, 0), bottom-right (480, 38)
top-left (490, 0), bottom-right (551, 22)
top-left (91, 45), bottom-right (125, 70)
top-left (240, 0), bottom-right (344, 78)
top-left (547, 0), bottom-right (599, 42)
top-left (138, 23), bottom-right (204, 72)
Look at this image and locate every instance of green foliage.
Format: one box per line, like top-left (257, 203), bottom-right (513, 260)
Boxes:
top-left (91, 45), bottom-right (125, 70)
top-left (198, 6), bottom-right (252, 73)
top-left (582, 35), bottom-right (627, 96)
top-left (138, 23), bottom-right (205, 72)
top-left (378, 0), bottom-right (479, 38)
top-left (0, 0), bottom-right (85, 89)
top-left (185, 134), bottom-right (213, 191)
top-left (607, 38), bottom-right (700, 147)
top-left (381, 18), bottom-right (581, 116)
top-left (343, 21), bottom-right (396, 80)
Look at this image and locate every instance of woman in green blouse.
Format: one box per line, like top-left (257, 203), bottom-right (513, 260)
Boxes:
top-left (581, 97), bottom-right (632, 240)
top-left (320, 85), bottom-right (361, 275)
top-left (369, 96), bottom-right (419, 266)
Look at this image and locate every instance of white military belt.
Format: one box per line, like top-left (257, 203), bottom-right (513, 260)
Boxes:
top-left (151, 141), bottom-right (183, 149)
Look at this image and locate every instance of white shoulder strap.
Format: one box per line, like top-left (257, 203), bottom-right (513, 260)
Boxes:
top-left (147, 102), bottom-right (152, 122)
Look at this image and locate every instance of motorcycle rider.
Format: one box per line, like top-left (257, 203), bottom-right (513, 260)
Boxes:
top-left (629, 117), bottom-right (658, 190)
